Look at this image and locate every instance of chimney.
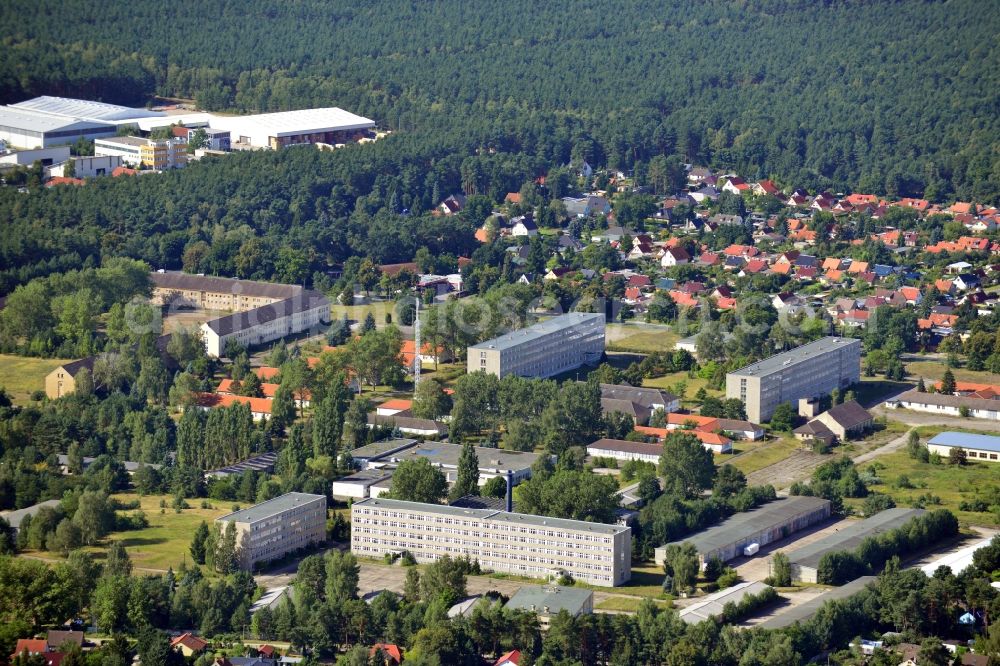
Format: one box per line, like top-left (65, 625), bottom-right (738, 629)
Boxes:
top-left (505, 470), bottom-right (513, 513)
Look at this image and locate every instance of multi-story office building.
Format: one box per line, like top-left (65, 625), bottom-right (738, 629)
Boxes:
top-left (94, 136), bottom-right (188, 169)
top-left (467, 312), bottom-right (605, 378)
top-left (726, 337), bottom-right (861, 423)
top-left (351, 497), bottom-right (632, 586)
top-left (215, 492), bottom-right (326, 570)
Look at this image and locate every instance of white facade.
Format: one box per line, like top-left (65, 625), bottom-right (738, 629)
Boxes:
top-left (352, 497), bottom-right (632, 586)
top-left (48, 154), bottom-right (122, 178)
top-left (468, 312), bottom-right (605, 379)
top-left (216, 492), bottom-right (326, 570)
top-left (586, 441), bottom-right (661, 464)
top-left (0, 145), bottom-right (70, 167)
top-left (201, 296), bottom-right (331, 357)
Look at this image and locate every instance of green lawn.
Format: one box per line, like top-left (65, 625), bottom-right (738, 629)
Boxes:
top-left (906, 360), bottom-right (1000, 386)
top-left (30, 493), bottom-right (232, 572)
top-left (595, 596), bottom-right (672, 612)
top-left (0, 354), bottom-right (69, 403)
top-left (642, 371), bottom-right (722, 405)
top-left (852, 451), bottom-right (1000, 527)
top-left (606, 329), bottom-right (680, 354)
top-left (725, 437), bottom-right (802, 475)
top-left (853, 378), bottom-right (911, 406)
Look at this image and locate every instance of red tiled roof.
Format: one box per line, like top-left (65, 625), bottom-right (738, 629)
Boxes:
top-left (195, 393), bottom-right (272, 414)
top-left (370, 644), bottom-right (402, 663)
top-left (170, 633), bottom-right (208, 652)
top-left (378, 399), bottom-right (413, 411)
top-left (45, 177), bottom-right (85, 187)
top-left (111, 166), bottom-right (138, 177)
top-left (495, 649), bottom-right (521, 666)
top-left (12, 640), bottom-right (48, 657)
top-left (253, 366), bottom-right (280, 380)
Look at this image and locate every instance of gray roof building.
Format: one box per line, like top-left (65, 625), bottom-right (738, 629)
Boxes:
top-left (217, 492), bottom-right (325, 525)
top-left (205, 451), bottom-right (278, 478)
top-left (506, 584), bottom-right (593, 617)
top-left (151, 271), bottom-right (303, 300)
top-left (786, 508), bottom-right (926, 582)
top-left (678, 581), bottom-right (772, 624)
top-left (0, 499), bottom-right (62, 530)
top-left (757, 576), bottom-right (876, 629)
top-left (204, 290), bottom-right (329, 336)
top-left (655, 496), bottom-right (832, 567)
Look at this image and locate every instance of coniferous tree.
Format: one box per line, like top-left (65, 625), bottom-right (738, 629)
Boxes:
top-left (449, 442), bottom-right (480, 501)
top-left (190, 521), bottom-right (209, 565)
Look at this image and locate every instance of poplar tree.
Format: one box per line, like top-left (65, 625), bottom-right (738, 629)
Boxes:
top-left (449, 442), bottom-right (480, 501)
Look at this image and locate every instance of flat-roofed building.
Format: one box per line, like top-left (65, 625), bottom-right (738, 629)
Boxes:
top-left (0, 106), bottom-right (117, 149)
top-left (94, 136), bottom-right (187, 169)
top-left (205, 452), bottom-right (279, 479)
top-left (47, 154), bottom-right (122, 178)
top-left (215, 492), bottom-right (326, 570)
top-left (726, 337), bottom-right (861, 423)
top-left (785, 508), bottom-right (926, 583)
top-left (331, 469), bottom-right (395, 500)
top-left (351, 497), bottom-right (632, 586)
top-left (0, 145), bottom-right (71, 167)
top-left (505, 585), bottom-right (593, 630)
top-left (468, 312), bottom-right (605, 379)
top-left (927, 432), bottom-right (1000, 462)
top-left (212, 107), bottom-right (376, 149)
top-left (654, 496), bottom-right (832, 567)
top-left (352, 438), bottom-right (540, 486)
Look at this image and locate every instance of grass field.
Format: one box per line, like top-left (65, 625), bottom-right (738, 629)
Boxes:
top-left (906, 360), bottom-right (1000, 386)
top-left (0, 354), bottom-right (70, 403)
top-left (852, 450), bottom-right (1000, 527)
top-left (725, 437), bottom-right (802, 474)
top-left (595, 596), bottom-right (672, 612)
top-left (642, 371), bottom-right (723, 405)
top-left (30, 493), bottom-right (232, 572)
top-left (606, 328), bottom-right (680, 354)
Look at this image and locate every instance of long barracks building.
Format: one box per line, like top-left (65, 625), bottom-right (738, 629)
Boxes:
top-left (351, 497), bottom-right (631, 586)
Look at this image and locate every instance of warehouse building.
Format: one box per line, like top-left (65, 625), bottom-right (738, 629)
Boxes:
top-left (351, 497), bottom-right (632, 586)
top-left (726, 337), bottom-right (861, 423)
top-left (926, 432), bottom-right (1000, 461)
top-left (468, 312), bottom-right (605, 378)
top-left (205, 451), bottom-right (279, 479)
top-left (888, 389), bottom-right (1000, 421)
top-left (331, 469), bottom-right (395, 501)
top-left (785, 508), bottom-right (926, 583)
top-left (654, 496), bottom-right (832, 568)
top-left (679, 581), bottom-right (772, 624)
top-left (215, 492), bottom-right (326, 570)
top-left (211, 107), bottom-right (376, 149)
top-left (757, 576), bottom-right (876, 629)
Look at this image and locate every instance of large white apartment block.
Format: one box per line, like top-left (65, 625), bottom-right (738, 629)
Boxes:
top-left (467, 312), bottom-right (605, 378)
top-left (150, 271), bottom-right (303, 311)
top-left (726, 337), bottom-right (861, 423)
top-left (215, 492), bottom-right (326, 570)
top-left (351, 497), bottom-right (632, 586)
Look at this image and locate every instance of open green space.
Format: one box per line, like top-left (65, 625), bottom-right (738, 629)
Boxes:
top-left (852, 451), bottom-right (1000, 527)
top-left (0, 354), bottom-right (69, 403)
top-left (28, 493), bottom-right (232, 572)
top-left (595, 596), bottom-right (672, 612)
top-left (606, 327), bottom-right (680, 354)
top-left (905, 360), bottom-right (1000, 386)
top-left (642, 371), bottom-right (722, 405)
top-left (853, 378), bottom-right (912, 406)
top-left (725, 437), bottom-right (802, 475)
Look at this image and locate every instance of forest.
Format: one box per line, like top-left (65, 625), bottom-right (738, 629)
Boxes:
top-left (1, 1), bottom-right (998, 204)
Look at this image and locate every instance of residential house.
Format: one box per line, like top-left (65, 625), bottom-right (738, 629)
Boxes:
top-left (722, 177), bottom-right (750, 195)
top-left (511, 215), bottom-right (539, 237)
top-left (170, 634), bottom-right (209, 657)
top-left (753, 180), bottom-right (780, 196)
top-left (438, 193), bottom-right (466, 215)
top-left (660, 247), bottom-right (690, 267)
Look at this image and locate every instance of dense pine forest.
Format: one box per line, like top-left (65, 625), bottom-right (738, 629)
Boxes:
top-left (2, 0), bottom-right (998, 201)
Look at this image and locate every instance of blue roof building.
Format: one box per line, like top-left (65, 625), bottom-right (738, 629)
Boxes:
top-left (928, 432), bottom-right (1000, 462)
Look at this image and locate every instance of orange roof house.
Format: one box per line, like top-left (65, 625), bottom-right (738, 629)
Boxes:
top-left (194, 393), bottom-right (272, 420)
top-left (369, 643), bottom-right (403, 665)
top-left (253, 366), bottom-right (280, 381)
top-left (847, 261), bottom-right (869, 274)
top-left (12, 640), bottom-right (49, 658)
top-left (170, 634), bottom-right (209, 657)
top-left (822, 257), bottom-right (842, 271)
top-left (495, 650), bottom-right (522, 666)
top-left (504, 192), bottom-right (522, 204)
top-left (665, 413), bottom-right (720, 430)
